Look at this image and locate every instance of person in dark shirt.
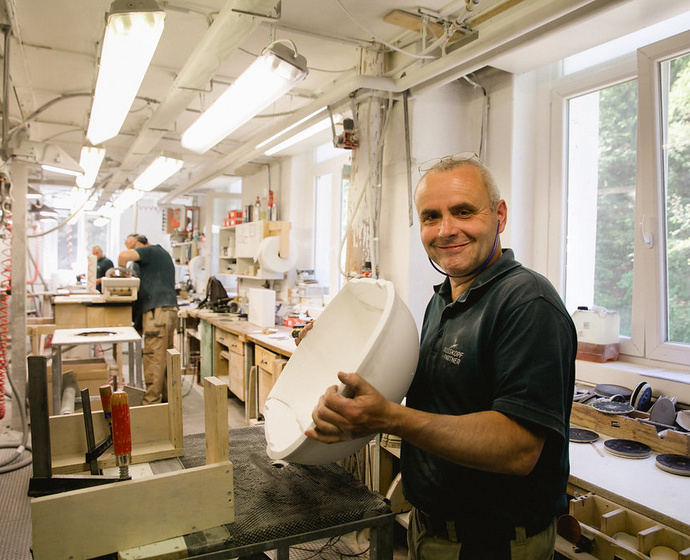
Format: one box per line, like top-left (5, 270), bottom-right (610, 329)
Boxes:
top-left (118, 234), bottom-right (178, 405)
top-left (302, 154), bottom-right (576, 560)
top-left (92, 245), bottom-right (113, 292)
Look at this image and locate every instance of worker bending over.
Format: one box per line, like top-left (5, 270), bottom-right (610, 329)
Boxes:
top-left (119, 234), bottom-right (178, 405)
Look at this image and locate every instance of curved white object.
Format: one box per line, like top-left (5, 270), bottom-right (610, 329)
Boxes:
top-left (254, 235), bottom-right (298, 273)
top-left (264, 278), bottom-right (419, 464)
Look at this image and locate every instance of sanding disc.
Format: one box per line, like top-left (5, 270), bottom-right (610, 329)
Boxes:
top-left (650, 397), bottom-right (676, 427)
top-left (569, 428), bottom-right (599, 444)
top-left (655, 454), bottom-right (690, 477)
top-left (630, 382), bottom-right (653, 412)
top-left (596, 383), bottom-right (632, 399)
top-left (592, 399), bottom-right (634, 415)
top-left (603, 439), bottom-right (652, 459)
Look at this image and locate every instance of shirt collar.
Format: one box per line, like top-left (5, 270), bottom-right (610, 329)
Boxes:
top-left (434, 249), bottom-right (521, 303)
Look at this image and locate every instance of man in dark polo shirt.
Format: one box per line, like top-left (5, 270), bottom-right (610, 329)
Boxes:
top-left (92, 245), bottom-right (113, 292)
top-left (119, 234), bottom-right (178, 405)
top-left (304, 154), bottom-right (576, 559)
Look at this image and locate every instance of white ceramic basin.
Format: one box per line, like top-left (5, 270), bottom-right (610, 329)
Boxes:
top-left (264, 278), bottom-right (420, 464)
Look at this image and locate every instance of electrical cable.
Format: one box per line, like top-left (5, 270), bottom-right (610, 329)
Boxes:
top-left (0, 175), bottom-right (32, 473)
top-left (0, 175), bottom-right (10, 421)
top-left (0, 372), bottom-right (33, 474)
top-left (332, 0), bottom-right (435, 60)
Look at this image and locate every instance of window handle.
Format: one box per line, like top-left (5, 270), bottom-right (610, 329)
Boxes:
top-left (641, 214), bottom-right (654, 248)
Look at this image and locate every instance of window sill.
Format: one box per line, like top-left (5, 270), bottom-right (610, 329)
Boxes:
top-left (575, 358), bottom-right (690, 406)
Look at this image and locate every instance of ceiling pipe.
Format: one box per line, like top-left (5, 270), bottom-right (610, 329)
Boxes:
top-left (160, 0), bottom-right (625, 203)
top-left (98, 0), bottom-right (280, 203)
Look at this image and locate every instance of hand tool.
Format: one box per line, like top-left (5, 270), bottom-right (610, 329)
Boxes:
top-left (111, 391), bottom-right (132, 480)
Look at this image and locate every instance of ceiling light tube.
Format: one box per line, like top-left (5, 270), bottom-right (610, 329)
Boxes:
top-left (76, 146), bottom-right (106, 189)
top-left (133, 155), bottom-right (184, 191)
top-left (255, 107), bottom-right (327, 150)
top-left (86, 0), bottom-right (166, 145)
top-left (264, 115), bottom-right (338, 156)
top-left (40, 144), bottom-right (85, 177)
top-left (112, 187), bottom-right (145, 211)
top-left (181, 41), bottom-right (309, 154)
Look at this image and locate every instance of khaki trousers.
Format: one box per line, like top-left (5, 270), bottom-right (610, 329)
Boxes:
top-left (407, 507), bottom-right (556, 560)
top-left (142, 306), bottom-right (178, 405)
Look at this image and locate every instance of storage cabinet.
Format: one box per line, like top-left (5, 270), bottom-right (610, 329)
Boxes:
top-left (171, 240), bottom-right (201, 265)
top-left (218, 221), bottom-right (290, 279)
top-left (215, 328), bottom-right (246, 401)
top-left (255, 345), bottom-right (287, 416)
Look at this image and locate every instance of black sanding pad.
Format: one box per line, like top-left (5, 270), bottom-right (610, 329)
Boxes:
top-left (603, 439), bottom-right (652, 459)
top-left (569, 428), bottom-right (599, 444)
top-left (655, 454), bottom-right (690, 476)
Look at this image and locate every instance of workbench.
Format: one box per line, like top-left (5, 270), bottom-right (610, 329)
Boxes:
top-left (181, 308), bottom-right (295, 420)
top-left (50, 326), bottom-right (143, 414)
top-left (122, 425), bottom-right (395, 559)
top-left (52, 294), bottom-right (132, 328)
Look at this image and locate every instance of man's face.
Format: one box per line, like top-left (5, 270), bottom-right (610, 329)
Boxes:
top-left (415, 165), bottom-right (506, 278)
top-left (125, 237), bottom-right (136, 250)
top-left (92, 247), bottom-right (102, 258)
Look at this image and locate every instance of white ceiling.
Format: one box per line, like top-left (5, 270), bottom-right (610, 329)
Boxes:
top-left (3, 0), bottom-right (689, 210)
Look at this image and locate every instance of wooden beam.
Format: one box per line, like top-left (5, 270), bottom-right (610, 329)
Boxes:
top-left (204, 376), bottom-right (229, 464)
top-left (31, 462), bottom-right (234, 560)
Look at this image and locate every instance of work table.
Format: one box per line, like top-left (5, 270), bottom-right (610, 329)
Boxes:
top-left (179, 307), bottom-right (295, 420)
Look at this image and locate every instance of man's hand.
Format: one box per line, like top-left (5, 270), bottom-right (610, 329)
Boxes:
top-left (304, 371), bottom-right (391, 443)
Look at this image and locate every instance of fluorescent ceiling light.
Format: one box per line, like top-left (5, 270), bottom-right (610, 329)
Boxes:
top-left (133, 155), bottom-right (184, 191)
top-left (86, 0), bottom-right (165, 145)
top-left (181, 41), bottom-right (309, 154)
top-left (264, 115), bottom-right (338, 156)
top-left (40, 144), bottom-right (85, 177)
top-left (255, 107), bottom-right (327, 150)
top-left (27, 186), bottom-right (42, 200)
top-left (112, 188), bottom-right (145, 211)
top-left (76, 147), bottom-right (106, 189)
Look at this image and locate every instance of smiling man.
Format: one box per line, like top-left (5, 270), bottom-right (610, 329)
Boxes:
top-left (305, 153), bottom-right (577, 560)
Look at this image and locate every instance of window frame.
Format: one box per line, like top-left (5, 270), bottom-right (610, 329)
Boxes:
top-left (550, 31), bottom-right (690, 368)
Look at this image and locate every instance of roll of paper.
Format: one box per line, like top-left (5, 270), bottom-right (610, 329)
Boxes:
top-left (255, 235), bottom-right (297, 273)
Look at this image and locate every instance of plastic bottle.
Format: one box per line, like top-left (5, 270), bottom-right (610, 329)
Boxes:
top-left (254, 196), bottom-right (261, 222)
top-left (260, 191), bottom-right (269, 221)
top-left (268, 189), bottom-right (275, 220)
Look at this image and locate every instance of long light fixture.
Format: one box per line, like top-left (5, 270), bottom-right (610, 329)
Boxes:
top-left (264, 115), bottom-right (339, 156)
top-left (255, 107), bottom-right (327, 151)
top-left (181, 41), bottom-right (309, 154)
top-left (112, 187), bottom-right (145, 211)
top-left (76, 146), bottom-right (106, 189)
top-left (86, 0), bottom-right (165, 145)
top-left (133, 155), bottom-right (184, 191)
top-left (40, 144), bottom-right (85, 177)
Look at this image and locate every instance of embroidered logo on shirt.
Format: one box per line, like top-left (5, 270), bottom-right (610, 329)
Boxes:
top-left (442, 345), bottom-right (464, 365)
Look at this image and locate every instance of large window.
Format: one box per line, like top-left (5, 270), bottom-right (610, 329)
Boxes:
top-left (562, 31), bottom-right (690, 366)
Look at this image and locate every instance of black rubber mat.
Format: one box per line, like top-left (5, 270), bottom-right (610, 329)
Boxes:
top-left (180, 425), bottom-right (391, 556)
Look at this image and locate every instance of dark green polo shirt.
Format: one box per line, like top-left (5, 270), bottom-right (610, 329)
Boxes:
top-left (401, 249), bottom-right (576, 535)
top-left (133, 244), bottom-right (177, 314)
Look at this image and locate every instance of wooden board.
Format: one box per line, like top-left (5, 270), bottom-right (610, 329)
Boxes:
top-left (49, 350), bottom-right (184, 473)
top-left (571, 402), bottom-right (690, 457)
top-left (204, 376), bottom-right (229, 464)
top-left (31, 461), bottom-right (234, 560)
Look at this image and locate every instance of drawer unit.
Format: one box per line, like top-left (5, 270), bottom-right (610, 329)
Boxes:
top-left (255, 345), bottom-right (287, 416)
top-left (215, 328), bottom-right (246, 401)
top-left (562, 494), bottom-right (690, 560)
top-left (216, 329), bottom-right (243, 355)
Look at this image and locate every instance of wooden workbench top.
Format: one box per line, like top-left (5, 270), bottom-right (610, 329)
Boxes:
top-left (182, 307), bottom-right (295, 357)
